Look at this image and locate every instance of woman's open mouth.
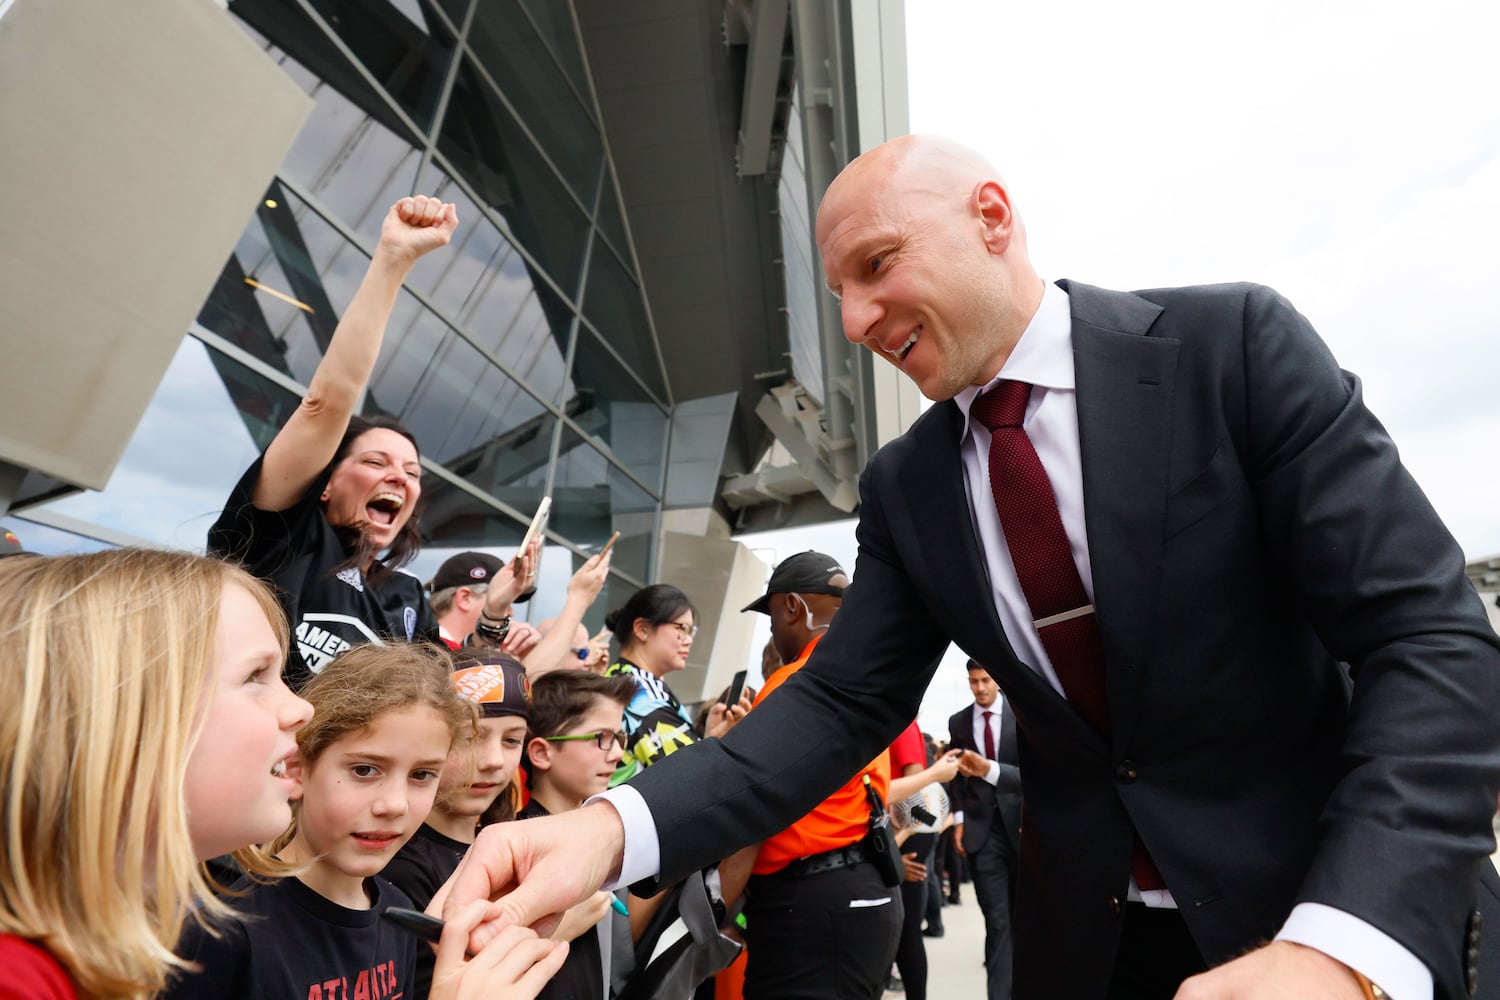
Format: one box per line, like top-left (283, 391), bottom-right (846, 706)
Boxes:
top-left (366, 493), bottom-right (405, 526)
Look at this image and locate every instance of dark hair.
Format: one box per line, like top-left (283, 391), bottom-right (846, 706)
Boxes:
top-left (604, 584), bottom-right (696, 645)
top-left (525, 670), bottom-right (636, 742)
top-left (325, 415), bottom-right (425, 584)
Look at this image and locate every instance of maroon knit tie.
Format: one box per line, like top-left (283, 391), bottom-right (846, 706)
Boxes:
top-left (982, 709), bottom-right (997, 760)
top-left (973, 380), bottom-right (1164, 891)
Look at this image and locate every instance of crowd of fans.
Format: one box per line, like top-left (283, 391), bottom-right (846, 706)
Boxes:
top-left (0, 197), bottom-right (974, 1000)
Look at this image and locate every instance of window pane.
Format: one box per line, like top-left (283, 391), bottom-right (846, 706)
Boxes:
top-left (436, 55), bottom-right (592, 302)
top-left (408, 160), bottom-right (575, 408)
top-left (551, 427), bottom-right (656, 584)
top-left (232, 0), bottom-right (457, 136)
top-left (579, 235), bottom-right (667, 400)
top-left (514, 0), bottom-right (592, 101)
top-left (563, 332), bottom-right (667, 489)
top-left (199, 187), bottom-right (372, 389)
top-left (251, 42), bottom-right (424, 244)
top-left (461, 0), bottom-right (604, 207)
top-left (595, 169), bottom-right (635, 277)
top-left (366, 299), bottom-right (553, 480)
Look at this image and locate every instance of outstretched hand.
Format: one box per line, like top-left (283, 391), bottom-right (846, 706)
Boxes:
top-left (927, 749), bottom-right (963, 784)
top-left (378, 195), bottom-right (459, 266)
top-left (956, 749), bottom-right (992, 777)
top-left (442, 803), bottom-right (626, 954)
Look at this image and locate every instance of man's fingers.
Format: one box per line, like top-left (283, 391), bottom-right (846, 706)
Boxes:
top-left (441, 825), bottom-right (521, 937)
top-left (430, 899), bottom-right (489, 990)
top-left (485, 870), bottom-right (573, 940)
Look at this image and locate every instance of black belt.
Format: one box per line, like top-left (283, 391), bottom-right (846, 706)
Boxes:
top-left (763, 843), bottom-right (869, 880)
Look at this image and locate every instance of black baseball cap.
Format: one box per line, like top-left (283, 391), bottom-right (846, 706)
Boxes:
top-left (742, 551), bottom-right (849, 615)
top-left (429, 551), bottom-right (504, 593)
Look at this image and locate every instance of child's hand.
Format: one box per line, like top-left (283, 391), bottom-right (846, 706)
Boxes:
top-left (429, 900), bottom-right (569, 1000)
top-left (551, 891), bottom-right (614, 943)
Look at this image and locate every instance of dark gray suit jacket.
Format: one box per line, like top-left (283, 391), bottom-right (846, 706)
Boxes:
top-left (948, 703), bottom-right (1021, 857)
top-left (629, 281), bottom-right (1500, 999)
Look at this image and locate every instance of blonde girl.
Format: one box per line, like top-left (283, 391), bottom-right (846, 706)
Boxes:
top-left (167, 643), bottom-right (567, 1000)
top-left (0, 549), bottom-right (310, 999)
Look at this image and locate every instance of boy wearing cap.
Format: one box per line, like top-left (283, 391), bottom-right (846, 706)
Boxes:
top-left (383, 649), bottom-right (531, 999)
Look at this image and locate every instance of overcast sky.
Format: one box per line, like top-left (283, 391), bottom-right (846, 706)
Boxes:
top-left (751, 0), bottom-right (1500, 733)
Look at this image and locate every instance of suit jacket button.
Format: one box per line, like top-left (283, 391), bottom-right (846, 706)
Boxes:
top-left (1115, 760), bottom-right (1138, 783)
top-left (1107, 894), bottom-right (1122, 916)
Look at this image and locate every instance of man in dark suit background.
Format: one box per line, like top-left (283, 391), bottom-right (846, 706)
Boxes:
top-left (948, 660), bottom-right (1022, 1000)
top-left (448, 134), bottom-right (1500, 1000)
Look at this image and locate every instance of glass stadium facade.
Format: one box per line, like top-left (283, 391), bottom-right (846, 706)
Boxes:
top-left (11, 0), bottom-right (669, 623)
top-left (1, 0), bottom-right (912, 654)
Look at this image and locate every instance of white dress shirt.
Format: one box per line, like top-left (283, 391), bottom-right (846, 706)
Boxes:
top-left (601, 281), bottom-right (1427, 998)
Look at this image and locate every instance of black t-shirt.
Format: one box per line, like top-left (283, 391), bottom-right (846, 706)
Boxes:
top-left (209, 456), bottom-right (438, 688)
top-left (517, 801), bottom-right (604, 1000)
top-left (166, 875), bottom-right (416, 1000)
top-left (383, 824), bottom-right (470, 1000)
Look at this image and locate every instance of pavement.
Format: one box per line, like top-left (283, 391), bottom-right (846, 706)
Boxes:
top-left (884, 883), bottom-right (990, 998)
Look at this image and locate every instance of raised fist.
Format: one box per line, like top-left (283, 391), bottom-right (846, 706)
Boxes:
top-left (378, 195), bottom-right (459, 264)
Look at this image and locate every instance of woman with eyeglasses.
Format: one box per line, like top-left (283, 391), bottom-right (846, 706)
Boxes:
top-left (602, 584), bottom-right (749, 787)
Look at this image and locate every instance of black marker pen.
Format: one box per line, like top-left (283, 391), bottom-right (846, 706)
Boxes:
top-left (382, 906), bottom-right (445, 946)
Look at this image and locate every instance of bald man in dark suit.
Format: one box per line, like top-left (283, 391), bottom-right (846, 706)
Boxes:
top-left (449, 135), bottom-right (1500, 1000)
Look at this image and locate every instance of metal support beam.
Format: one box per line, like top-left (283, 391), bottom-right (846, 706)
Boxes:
top-left (734, 0), bottom-right (790, 177)
top-left (737, 382), bottom-right (857, 512)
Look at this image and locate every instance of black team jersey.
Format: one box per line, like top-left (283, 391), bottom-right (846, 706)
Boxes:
top-left (383, 824), bottom-right (471, 999)
top-left (210, 456), bottom-right (438, 689)
top-left (166, 875), bottom-right (416, 1000)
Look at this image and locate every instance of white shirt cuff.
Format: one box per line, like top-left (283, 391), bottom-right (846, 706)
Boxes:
top-left (1276, 902), bottom-right (1431, 1000)
top-left (953, 810), bottom-right (965, 824)
top-left (590, 785), bottom-right (661, 891)
top-left (983, 759), bottom-right (1000, 785)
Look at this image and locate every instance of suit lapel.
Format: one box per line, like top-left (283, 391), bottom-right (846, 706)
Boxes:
top-left (1062, 280), bottom-right (1178, 752)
